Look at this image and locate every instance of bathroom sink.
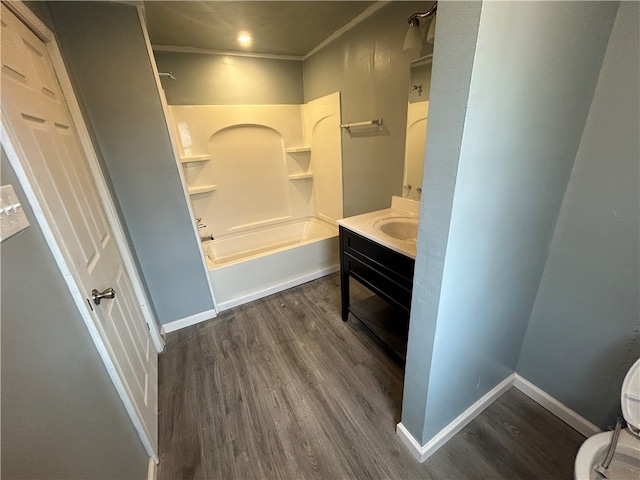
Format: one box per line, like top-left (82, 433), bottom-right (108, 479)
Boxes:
top-left (374, 217), bottom-right (418, 242)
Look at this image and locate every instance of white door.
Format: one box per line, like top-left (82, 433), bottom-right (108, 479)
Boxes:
top-left (1, 4), bottom-right (158, 457)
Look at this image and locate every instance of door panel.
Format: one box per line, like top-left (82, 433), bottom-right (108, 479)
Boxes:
top-left (1, 4), bottom-right (157, 454)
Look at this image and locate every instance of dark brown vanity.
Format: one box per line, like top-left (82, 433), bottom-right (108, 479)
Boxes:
top-left (339, 225), bottom-right (415, 363)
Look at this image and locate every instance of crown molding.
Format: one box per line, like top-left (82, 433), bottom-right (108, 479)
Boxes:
top-left (151, 44), bottom-right (303, 62)
top-left (302, 1), bottom-right (391, 60)
top-left (151, 1), bottom-right (392, 63)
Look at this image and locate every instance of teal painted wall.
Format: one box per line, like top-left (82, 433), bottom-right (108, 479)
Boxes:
top-left (401, 0), bottom-right (483, 441)
top-left (518, 1), bottom-right (639, 430)
top-left (1, 153), bottom-right (148, 479)
top-left (154, 51), bottom-right (303, 105)
top-left (303, 2), bottom-right (436, 217)
top-left (403, 0), bottom-right (619, 444)
top-left (48, 1), bottom-right (214, 324)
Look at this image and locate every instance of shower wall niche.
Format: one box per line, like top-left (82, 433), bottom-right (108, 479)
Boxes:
top-left (169, 92), bottom-right (343, 238)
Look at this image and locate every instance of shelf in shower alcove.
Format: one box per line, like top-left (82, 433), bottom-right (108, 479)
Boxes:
top-left (288, 173), bottom-right (314, 181)
top-left (180, 154), bottom-right (210, 164)
top-left (284, 146), bottom-right (311, 154)
top-left (188, 185), bottom-right (217, 195)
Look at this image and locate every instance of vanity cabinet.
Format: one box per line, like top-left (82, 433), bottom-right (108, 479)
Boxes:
top-left (339, 226), bottom-right (415, 362)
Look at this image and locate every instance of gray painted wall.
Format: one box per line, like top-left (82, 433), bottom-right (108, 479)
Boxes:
top-left (401, 0), bottom-right (483, 443)
top-left (1, 152), bottom-right (148, 479)
top-left (518, 1), bottom-right (640, 430)
top-left (154, 51), bottom-right (303, 105)
top-left (403, 0), bottom-right (619, 445)
top-left (29, 1), bottom-right (160, 327)
top-left (303, 1), bottom-right (436, 217)
top-left (48, 1), bottom-right (214, 325)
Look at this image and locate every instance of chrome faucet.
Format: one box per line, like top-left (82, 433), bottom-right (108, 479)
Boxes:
top-left (195, 218), bottom-right (214, 241)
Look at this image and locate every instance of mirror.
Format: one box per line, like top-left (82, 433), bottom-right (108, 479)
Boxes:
top-left (402, 54), bottom-right (433, 201)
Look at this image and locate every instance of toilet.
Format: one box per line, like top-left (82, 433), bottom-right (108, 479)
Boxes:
top-left (574, 358), bottom-right (640, 479)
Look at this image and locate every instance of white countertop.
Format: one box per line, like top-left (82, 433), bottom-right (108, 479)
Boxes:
top-left (337, 197), bottom-right (419, 259)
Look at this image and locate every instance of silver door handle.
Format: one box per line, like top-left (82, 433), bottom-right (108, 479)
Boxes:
top-left (92, 287), bottom-right (116, 305)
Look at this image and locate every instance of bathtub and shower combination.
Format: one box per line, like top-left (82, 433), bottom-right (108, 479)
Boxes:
top-left (203, 217), bottom-right (339, 310)
top-left (169, 93), bottom-right (343, 311)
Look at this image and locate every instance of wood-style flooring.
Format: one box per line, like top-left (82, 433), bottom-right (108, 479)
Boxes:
top-left (158, 273), bottom-right (585, 479)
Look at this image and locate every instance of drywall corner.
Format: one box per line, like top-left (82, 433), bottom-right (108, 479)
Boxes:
top-left (401, 0), bottom-right (483, 444)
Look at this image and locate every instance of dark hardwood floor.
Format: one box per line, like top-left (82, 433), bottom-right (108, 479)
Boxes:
top-left (158, 273), bottom-right (585, 479)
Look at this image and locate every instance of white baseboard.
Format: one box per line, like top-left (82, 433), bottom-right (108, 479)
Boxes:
top-left (160, 308), bottom-right (217, 334)
top-left (513, 374), bottom-right (601, 437)
top-left (396, 422), bottom-right (428, 463)
top-left (160, 265), bottom-right (339, 333)
top-left (397, 373), bottom-right (516, 462)
top-left (396, 372), bottom-right (602, 463)
top-left (216, 265), bottom-right (339, 312)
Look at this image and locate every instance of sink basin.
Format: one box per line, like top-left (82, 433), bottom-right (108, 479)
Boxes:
top-left (374, 216), bottom-right (418, 241)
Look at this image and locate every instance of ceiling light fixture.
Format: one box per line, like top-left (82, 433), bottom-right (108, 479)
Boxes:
top-left (403, 3), bottom-right (437, 51)
top-left (237, 32), bottom-right (252, 47)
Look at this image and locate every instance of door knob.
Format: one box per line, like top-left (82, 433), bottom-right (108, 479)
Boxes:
top-left (91, 287), bottom-right (116, 305)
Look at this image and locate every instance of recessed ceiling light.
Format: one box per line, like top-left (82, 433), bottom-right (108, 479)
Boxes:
top-left (237, 33), bottom-right (252, 47)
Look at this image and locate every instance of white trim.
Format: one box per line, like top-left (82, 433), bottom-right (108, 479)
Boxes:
top-left (136, 7), bottom-right (219, 317)
top-left (396, 374), bottom-right (516, 462)
top-left (1, 120), bottom-right (158, 463)
top-left (2, 0), bottom-right (52, 41)
top-left (147, 456), bottom-right (157, 480)
top-left (396, 372), bottom-right (603, 463)
top-left (396, 422), bottom-right (427, 463)
top-left (513, 374), bottom-right (601, 438)
top-left (1, 1), bottom-right (159, 460)
top-left (160, 309), bottom-right (217, 334)
top-left (116, 1), bottom-right (144, 7)
top-left (47, 23), bottom-right (164, 355)
top-left (216, 265), bottom-right (340, 313)
top-left (151, 44), bottom-right (303, 62)
top-left (302, 1), bottom-right (391, 61)
top-left (3, 0), bottom-right (164, 354)
top-left (159, 265), bottom-right (341, 334)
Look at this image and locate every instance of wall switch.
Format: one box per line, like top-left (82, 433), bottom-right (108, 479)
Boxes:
top-left (0, 184), bottom-right (30, 242)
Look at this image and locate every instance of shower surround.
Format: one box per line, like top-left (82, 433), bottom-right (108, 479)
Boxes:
top-left (169, 92), bottom-right (343, 310)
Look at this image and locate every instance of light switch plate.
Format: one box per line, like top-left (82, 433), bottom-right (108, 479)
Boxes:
top-left (0, 184), bottom-right (30, 242)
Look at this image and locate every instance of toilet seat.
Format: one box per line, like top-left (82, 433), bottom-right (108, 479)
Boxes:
top-left (622, 358), bottom-right (640, 436)
top-left (574, 428), bottom-right (640, 480)
top-left (575, 358), bottom-right (640, 479)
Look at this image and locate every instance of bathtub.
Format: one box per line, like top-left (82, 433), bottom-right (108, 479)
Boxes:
top-left (203, 217), bottom-right (339, 311)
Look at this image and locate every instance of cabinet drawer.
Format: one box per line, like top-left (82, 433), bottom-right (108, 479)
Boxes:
top-left (340, 226), bottom-right (414, 287)
top-left (344, 252), bottom-right (412, 311)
